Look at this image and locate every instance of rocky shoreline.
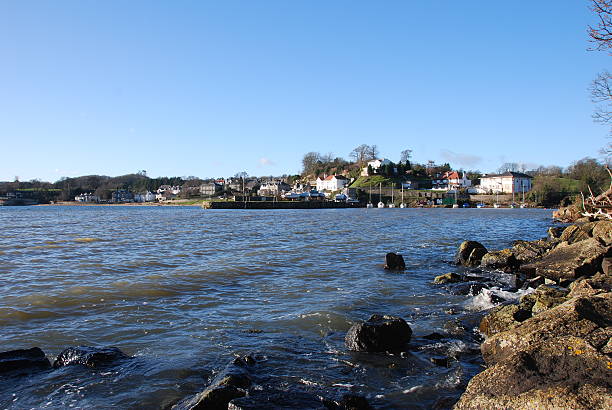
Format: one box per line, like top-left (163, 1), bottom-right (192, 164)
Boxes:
top-left (451, 217), bottom-right (611, 409)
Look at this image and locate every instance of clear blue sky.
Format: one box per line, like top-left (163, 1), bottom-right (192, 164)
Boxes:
top-left (0, 1), bottom-right (609, 182)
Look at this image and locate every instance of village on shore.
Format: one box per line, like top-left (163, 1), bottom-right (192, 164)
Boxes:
top-left (0, 146), bottom-right (607, 209)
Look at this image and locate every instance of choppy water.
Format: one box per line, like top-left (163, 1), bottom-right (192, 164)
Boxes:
top-left (0, 206), bottom-right (554, 409)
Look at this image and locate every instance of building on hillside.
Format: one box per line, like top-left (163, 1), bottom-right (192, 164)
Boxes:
top-left (361, 158), bottom-right (393, 176)
top-left (432, 171), bottom-right (472, 191)
top-left (479, 172), bottom-right (533, 193)
top-left (257, 181), bottom-right (291, 197)
top-left (111, 189), bottom-right (134, 203)
top-left (316, 175), bottom-right (349, 192)
top-left (75, 193), bottom-right (99, 203)
top-left (200, 182), bottom-right (222, 197)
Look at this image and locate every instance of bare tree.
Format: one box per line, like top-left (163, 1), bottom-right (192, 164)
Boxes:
top-left (301, 152), bottom-right (321, 175)
top-left (588, 1), bottom-right (612, 152)
top-left (367, 145), bottom-right (379, 160)
top-left (400, 149), bottom-right (413, 163)
top-left (349, 144), bottom-right (370, 166)
top-left (588, 0), bottom-right (612, 52)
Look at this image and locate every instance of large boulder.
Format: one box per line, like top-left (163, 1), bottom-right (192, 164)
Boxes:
top-left (384, 252), bottom-right (405, 270)
top-left (560, 224), bottom-right (593, 244)
top-left (481, 293), bottom-right (611, 365)
top-left (0, 347), bottom-right (51, 374)
top-left (592, 220), bottom-right (612, 246)
top-left (454, 335), bottom-right (612, 410)
top-left (345, 315), bottom-right (412, 352)
top-left (53, 346), bottom-right (129, 368)
top-left (454, 241), bottom-right (488, 267)
top-left (568, 272), bottom-right (612, 298)
top-left (478, 304), bottom-right (531, 338)
top-left (511, 239), bottom-right (556, 264)
top-left (552, 204), bottom-right (582, 222)
top-left (520, 238), bottom-right (610, 282)
top-left (480, 249), bottom-right (519, 271)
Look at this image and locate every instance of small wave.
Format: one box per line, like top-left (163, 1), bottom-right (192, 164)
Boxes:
top-left (465, 287), bottom-right (534, 311)
top-left (74, 237), bottom-right (103, 243)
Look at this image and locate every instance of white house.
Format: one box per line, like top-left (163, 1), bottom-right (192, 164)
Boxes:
top-left (134, 191), bottom-right (156, 202)
top-left (74, 193), bottom-right (99, 203)
top-left (479, 172), bottom-right (533, 193)
top-left (361, 158), bottom-right (393, 176)
top-left (316, 175), bottom-right (349, 192)
top-left (432, 171), bottom-right (472, 190)
top-left (257, 181), bottom-right (291, 196)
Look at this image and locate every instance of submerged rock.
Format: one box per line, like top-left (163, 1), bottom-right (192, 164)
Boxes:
top-left (521, 238), bottom-right (610, 282)
top-left (384, 252), bottom-right (405, 270)
top-left (228, 389), bottom-right (327, 410)
top-left (345, 315), bottom-right (412, 352)
top-left (454, 241), bottom-right (488, 267)
top-left (0, 347), bottom-right (51, 374)
top-left (53, 346), bottom-right (129, 368)
top-left (433, 272), bottom-right (462, 284)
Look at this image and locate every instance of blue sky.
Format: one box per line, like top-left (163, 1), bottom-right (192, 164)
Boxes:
top-left (0, 1), bottom-right (609, 181)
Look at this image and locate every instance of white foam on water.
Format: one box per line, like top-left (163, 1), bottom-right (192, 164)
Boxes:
top-left (403, 385), bottom-right (423, 394)
top-left (465, 286), bottom-right (534, 311)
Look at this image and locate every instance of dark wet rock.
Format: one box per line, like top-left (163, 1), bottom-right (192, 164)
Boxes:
top-left (529, 284), bottom-right (569, 314)
top-left (455, 335), bottom-right (612, 410)
top-left (592, 220), bottom-right (612, 245)
top-left (331, 394), bottom-right (373, 410)
top-left (423, 332), bottom-right (446, 341)
top-left (520, 238), bottom-right (610, 282)
top-left (384, 252), bottom-right (405, 270)
top-left (53, 346), bottom-right (129, 368)
top-left (432, 396), bottom-right (458, 410)
top-left (442, 319), bottom-right (467, 336)
top-left (454, 241), bottom-right (488, 267)
top-left (174, 363), bottom-right (253, 410)
top-left (232, 354), bottom-right (256, 367)
top-left (481, 293), bottom-right (611, 365)
top-left (448, 281), bottom-right (488, 296)
top-left (0, 347), bottom-right (51, 374)
top-left (430, 356), bottom-right (451, 367)
top-left (345, 314), bottom-right (412, 352)
top-left (433, 272), bottom-right (462, 284)
top-left (227, 389), bottom-right (326, 410)
top-left (480, 249), bottom-right (519, 272)
top-left (547, 226), bottom-right (564, 239)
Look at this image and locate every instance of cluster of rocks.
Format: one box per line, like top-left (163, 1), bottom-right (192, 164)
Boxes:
top-left (0, 345), bottom-right (130, 376)
top-left (452, 219), bottom-right (612, 409)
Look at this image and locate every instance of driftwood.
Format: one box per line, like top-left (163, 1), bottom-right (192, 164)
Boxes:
top-left (580, 165), bottom-right (612, 220)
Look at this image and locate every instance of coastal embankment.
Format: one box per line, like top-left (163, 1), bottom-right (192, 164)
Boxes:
top-left (202, 200), bottom-right (363, 209)
top-left (451, 216), bottom-right (611, 408)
